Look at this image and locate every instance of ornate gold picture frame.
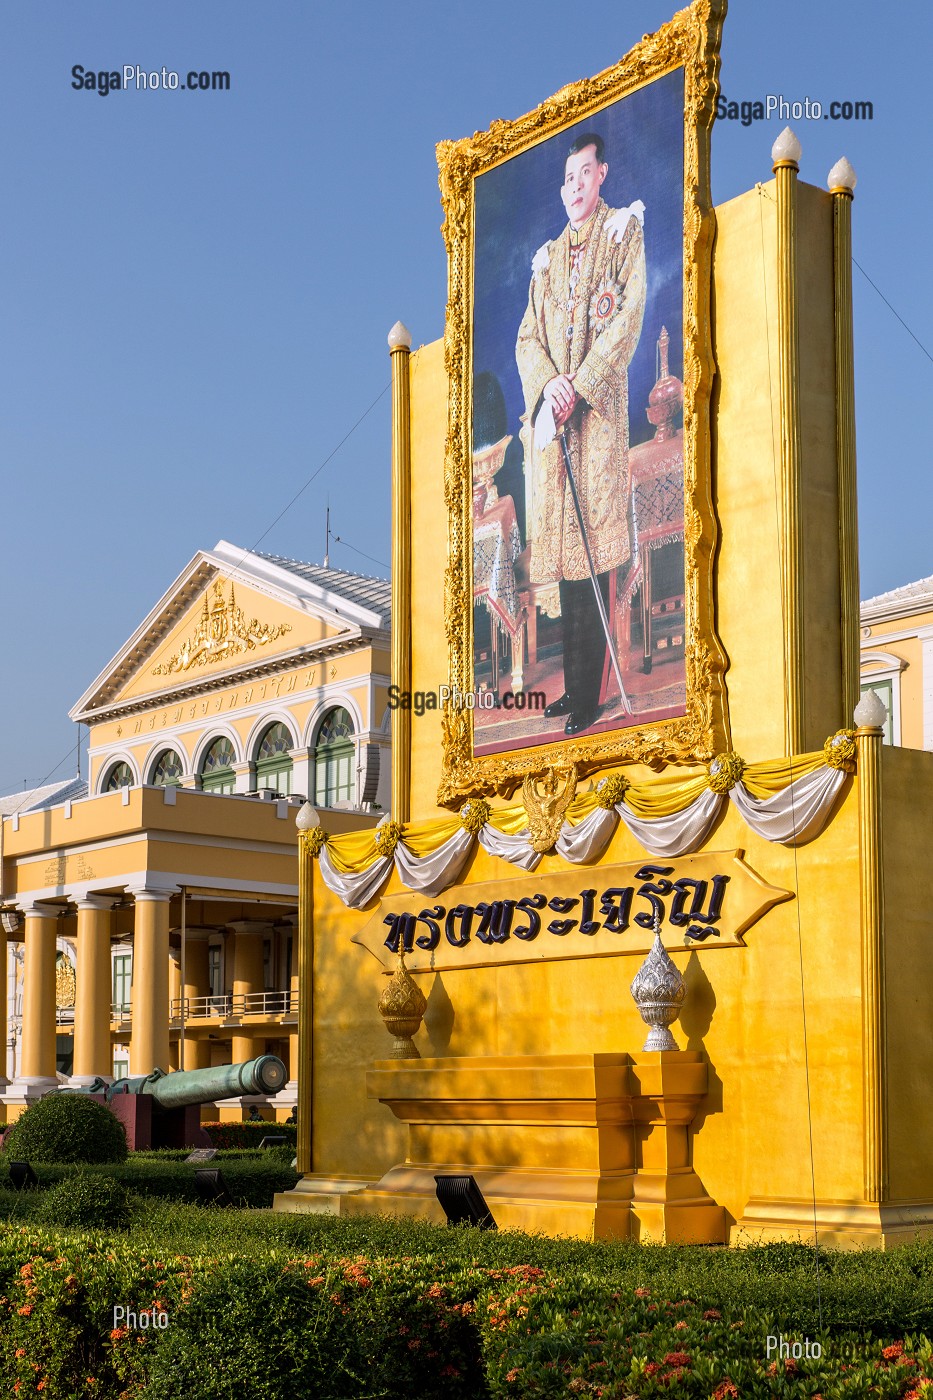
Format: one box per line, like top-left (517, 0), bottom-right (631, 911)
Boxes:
top-left (437, 0), bottom-right (729, 804)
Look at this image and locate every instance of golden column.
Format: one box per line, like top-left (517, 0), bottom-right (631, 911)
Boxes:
top-left (229, 921), bottom-right (269, 1065)
top-left (855, 690), bottom-right (887, 1203)
top-left (829, 157), bottom-right (860, 722)
top-left (772, 127), bottom-right (805, 755)
top-left (73, 895), bottom-right (116, 1084)
top-left (389, 320), bottom-right (413, 823)
top-left (0, 926), bottom-right (7, 1088)
top-left (128, 887), bottom-right (175, 1075)
top-left (19, 901), bottom-right (60, 1086)
top-left (294, 804), bottom-right (319, 1175)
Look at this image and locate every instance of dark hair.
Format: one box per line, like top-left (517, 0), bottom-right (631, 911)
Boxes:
top-left (567, 132), bottom-right (605, 164)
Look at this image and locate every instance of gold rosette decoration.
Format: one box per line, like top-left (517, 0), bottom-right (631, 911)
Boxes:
top-left (301, 827), bottom-right (327, 859)
top-left (374, 820), bottom-right (403, 859)
top-left (823, 728), bottom-right (857, 774)
top-left (459, 798), bottom-right (491, 835)
top-left (595, 772), bottom-right (631, 809)
top-left (707, 752), bottom-right (746, 794)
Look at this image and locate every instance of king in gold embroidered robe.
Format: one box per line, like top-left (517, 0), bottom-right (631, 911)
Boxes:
top-left (516, 198), bottom-right (647, 584)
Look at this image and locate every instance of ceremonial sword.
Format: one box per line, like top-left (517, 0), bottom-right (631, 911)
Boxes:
top-left (558, 426), bottom-right (633, 716)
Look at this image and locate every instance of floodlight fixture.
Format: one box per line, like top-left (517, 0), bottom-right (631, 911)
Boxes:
top-left (9, 1161), bottom-right (38, 1191)
top-left (193, 1168), bottom-right (233, 1207)
top-left (434, 1174), bottom-right (496, 1230)
top-left (258, 1135), bottom-right (286, 1150)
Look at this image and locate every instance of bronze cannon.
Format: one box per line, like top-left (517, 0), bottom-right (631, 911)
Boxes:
top-left (61, 1055), bottom-right (288, 1149)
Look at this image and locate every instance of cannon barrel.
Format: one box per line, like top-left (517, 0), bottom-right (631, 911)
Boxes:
top-left (109, 1055), bottom-right (287, 1109)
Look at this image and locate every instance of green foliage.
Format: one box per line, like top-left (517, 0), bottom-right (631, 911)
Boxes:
top-left (0, 1154), bottom-right (299, 1209)
top-left (3, 1092), bottom-right (128, 1164)
top-left (37, 1171), bottom-right (135, 1230)
top-left (202, 1119), bottom-right (297, 1149)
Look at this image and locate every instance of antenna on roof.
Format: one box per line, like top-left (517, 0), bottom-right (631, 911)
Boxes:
top-left (324, 501), bottom-right (331, 568)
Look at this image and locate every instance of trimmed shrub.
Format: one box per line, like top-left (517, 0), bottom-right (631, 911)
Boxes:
top-left (4, 1092), bottom-right (127, 1164)
top-left (37, 1171), bottom-right (135, 1230)
top-left (0, 1154), bottom-right (299, 1209)
top-left (202, 1119), bottom-right (297, 1149)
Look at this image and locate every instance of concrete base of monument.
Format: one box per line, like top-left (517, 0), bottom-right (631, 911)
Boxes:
top-left (272, 1051), bottom-right (725, 1242)
top-left (273, 1174), bottom-right (374, 1216)
top-left (736, 1197), bottom-right (933, 1251)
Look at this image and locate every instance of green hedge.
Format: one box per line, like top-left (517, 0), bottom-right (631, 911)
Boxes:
top-left (3, 1093), bottom-right (127, 1164)
top-left (0, 1155), bottom-right (299, 1209)
top-left (2, 1227), bottom-right (933, 1399)
top-left (202, 1120), bottom-right (297, 1149)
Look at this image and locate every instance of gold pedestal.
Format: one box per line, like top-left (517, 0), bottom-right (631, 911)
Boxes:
top-left (736, 1198), bottom-right (933, 1252)
top-left (274, 1051), bottom-right (724, 1242)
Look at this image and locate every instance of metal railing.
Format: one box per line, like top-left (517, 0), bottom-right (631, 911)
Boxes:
top-left (111, 1002), bottom-right (132, 1022)
top-left (170, 990), bottom-right (293, 1020)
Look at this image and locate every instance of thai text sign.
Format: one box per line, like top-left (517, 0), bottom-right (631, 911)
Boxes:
top-left (353, 851), bottom-right (792, 972)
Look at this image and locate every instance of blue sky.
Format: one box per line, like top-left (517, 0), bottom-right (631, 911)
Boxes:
top-left (1, 1), bottom-right (929, 791)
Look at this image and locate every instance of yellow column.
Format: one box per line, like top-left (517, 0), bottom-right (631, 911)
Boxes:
top-left (389, 320), bottom-right (412, 822)
top-left (181, 931), bottom-right (211, 1070)
top-left (0, 929), bottom-right (8, 1087)
top-left (230, 921), bottom-right (268, 1064)
top-left (829, 158), bottom-right (859, 722)
top-left (772, 129), bottom-right (805, 755)
top-left (855, 693), bottom-right (887, 1203)
top-left (19, 901), bottom-right (60, 1086)
top-left (128, 887), bottom-right (174, 1076)
top-left (73, 895), bottom-right (116, 1084)
top-left (296, 831), bottom-right (314, 1175)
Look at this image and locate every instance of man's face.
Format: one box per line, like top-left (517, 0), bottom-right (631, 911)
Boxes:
top-left (560, 145), bottom-right (608, 227)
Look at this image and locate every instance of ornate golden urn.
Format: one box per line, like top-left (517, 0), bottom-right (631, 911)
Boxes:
top-left (377, 950), bottom-right (427, 1058)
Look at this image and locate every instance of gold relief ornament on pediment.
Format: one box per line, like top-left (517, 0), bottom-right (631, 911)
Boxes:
top-left (352, 850), bottom-right (793, 974)
top-left (436, 0), bottom-right (729, 805)
top-left (152, 580), bottom-right (292, 676)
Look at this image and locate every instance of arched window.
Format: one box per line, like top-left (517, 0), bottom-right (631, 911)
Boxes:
top-left (149, 749), bottom-right (184, 788)
top-left (314, 707), bottom-right (355, 808)
top-left (104, 761), bottom-right (133, 792)
top-left (255, 722), bottom-right (293, 795)
top-left (200, 736), bottom-right (236, 794)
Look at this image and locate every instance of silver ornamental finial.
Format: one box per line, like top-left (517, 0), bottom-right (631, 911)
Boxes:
top-left (630, 912), bottom-right (686, 1051)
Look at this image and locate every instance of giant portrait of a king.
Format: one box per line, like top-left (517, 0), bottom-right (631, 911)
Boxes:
top-left (438, 3), bottom-right (728, 802)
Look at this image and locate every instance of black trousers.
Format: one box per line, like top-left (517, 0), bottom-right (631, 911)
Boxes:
top-left (558, 573), bottom-right (611, 715)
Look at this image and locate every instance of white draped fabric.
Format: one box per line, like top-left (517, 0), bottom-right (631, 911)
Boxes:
top-left (477, 825), bottom-right (542, 871)
top-left (729, 765), bottom-right (846, 845)
top-left (615, 787), bottom-right (725, 859)
top-left (393, 827), bottom-right (475, 896)
top-left (314, 763), bottom-right (850, 908)
top-left (318, 845), bottom-right (393, 910)
top-left (555, 806), bottom-right (618, 863)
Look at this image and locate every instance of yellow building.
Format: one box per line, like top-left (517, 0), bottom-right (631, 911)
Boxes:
top-left (0, 540), bottom-right (389, 1119)
top-left (860, 575), bottom-right (933, 750)
top-left (275, 5), bottom-right (933, 1249)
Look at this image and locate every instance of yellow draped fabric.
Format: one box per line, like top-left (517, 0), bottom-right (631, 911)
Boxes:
top-left (320, 748), bottom-right (834, 874)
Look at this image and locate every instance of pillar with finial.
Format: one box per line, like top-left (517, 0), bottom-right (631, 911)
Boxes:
top-left (829, 157), bottom-right (860, 723)
top-left (771, 126), bottom-right (804, 756)
top-left (388, 321), bottom-right (413, 824)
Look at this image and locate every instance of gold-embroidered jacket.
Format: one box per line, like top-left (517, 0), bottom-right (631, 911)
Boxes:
top-left (516, 199), bottom-right (646, 583)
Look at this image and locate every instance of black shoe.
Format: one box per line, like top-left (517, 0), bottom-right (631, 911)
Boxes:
top-left (543, 692), bottom-right (573, 719)
top-left (565, 707), bottom-right (599, 736)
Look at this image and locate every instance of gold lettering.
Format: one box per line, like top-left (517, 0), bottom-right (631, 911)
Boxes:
top-left (243, 689), bottom-right (253, 703)
top-left (258, 684), bottom-right (266, 700)
top-left (214, 697), bottom-right (222, 711)
top-left (228, 691), bottom-right (239, 708)
top-left (148, 717), bottom-right (155, 730)
top-left (189, 706), bottom-right (197, 718)
top-left (134, 720), bottom-right (142, 734)
top-left (285, 676), bottom-right (297, 693)
top-left (172, 708), bottom-right (182, 723)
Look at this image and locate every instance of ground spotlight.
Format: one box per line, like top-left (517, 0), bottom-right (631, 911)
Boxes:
top-left (193, 1168), bottom-right (233, 1206)
top-left (9, 1161), bottom-right (38, 1191)
top-left (258, 1135), bottom-right (286, 1150)
top-left (434, 1174), bottom-right (496, 1229)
